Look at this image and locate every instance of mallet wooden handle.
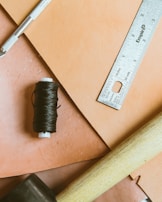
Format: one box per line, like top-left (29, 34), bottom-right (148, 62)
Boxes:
top-left (56, 112), bottom-right (162, 202)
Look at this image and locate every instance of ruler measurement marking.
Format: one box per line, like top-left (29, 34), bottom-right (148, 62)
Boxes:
top-left (97, 0), bottom-right (162, 110)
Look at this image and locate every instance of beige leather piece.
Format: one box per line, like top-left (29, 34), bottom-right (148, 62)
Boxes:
top-left (0, 8), bottom-right (108, 177)
top-left (1, 0), bottom-right (162, 148)
top-left (1, 1), bottom-right (162, 201)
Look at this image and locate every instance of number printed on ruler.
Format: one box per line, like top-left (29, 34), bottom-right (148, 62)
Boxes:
top-left (97, 0), bottom-right (162, 110)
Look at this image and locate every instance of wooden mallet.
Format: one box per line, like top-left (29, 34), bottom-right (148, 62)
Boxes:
top-left (56, 112), bottom-right (162, 201)
top-left (2, 112), bottom-right (162, 202)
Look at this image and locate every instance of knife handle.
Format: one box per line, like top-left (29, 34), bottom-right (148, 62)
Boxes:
top-left (56, 112), bottom-right (162, 202)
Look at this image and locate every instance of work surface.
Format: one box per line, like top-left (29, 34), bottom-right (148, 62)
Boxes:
top-left (0, 7), bottom-right (146, 201)
top-left (0, 0), bottom-right (162, 201)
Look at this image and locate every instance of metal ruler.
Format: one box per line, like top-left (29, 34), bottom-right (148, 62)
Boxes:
top-left (97, 0), bottom-right (162, 110)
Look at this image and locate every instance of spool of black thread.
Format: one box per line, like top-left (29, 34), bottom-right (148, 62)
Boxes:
top-left (33, 78), bottom-right (58, 138)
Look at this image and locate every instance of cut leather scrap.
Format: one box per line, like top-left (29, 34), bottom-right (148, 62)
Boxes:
top-left (0, 8), bottom-right (108, 177)
top-left (131, 153), bottom-right (162, 202)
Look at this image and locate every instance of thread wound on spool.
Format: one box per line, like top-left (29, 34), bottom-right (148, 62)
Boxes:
top-left (33, 80), bottom-right (59, 135)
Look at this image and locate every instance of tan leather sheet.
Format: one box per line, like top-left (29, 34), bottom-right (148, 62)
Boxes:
top-left (0, 8), bottom-right (107, 177)
top-left (1, 1), bottom-right (162, 201)
top-left (1, 0), bottom-right (162, 148)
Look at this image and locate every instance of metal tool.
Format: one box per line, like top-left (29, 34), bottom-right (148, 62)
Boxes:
top-left (0, 174), bottom-right (55, 202)
top-left (141, 198), bottom-right (152, 202)
top-left (0, 0), bottom-right (52, 57)
top-left (97, 0), bottom-right (162, 110)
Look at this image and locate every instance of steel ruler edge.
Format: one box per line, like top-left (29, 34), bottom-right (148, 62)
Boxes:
top-left (97, 0), bottom-right (162, 110)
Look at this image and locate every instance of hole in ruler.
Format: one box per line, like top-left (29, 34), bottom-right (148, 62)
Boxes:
top-left (112, 81), bottom-right (122, 93)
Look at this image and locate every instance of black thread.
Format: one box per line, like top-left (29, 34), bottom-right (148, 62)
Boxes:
top-left (33, 81), bottom-right (59, 133)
